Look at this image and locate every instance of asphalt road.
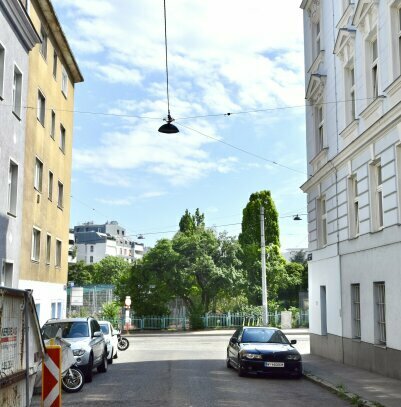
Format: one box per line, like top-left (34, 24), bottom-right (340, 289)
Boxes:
top-left (31, 330), bottom-right (351, 407)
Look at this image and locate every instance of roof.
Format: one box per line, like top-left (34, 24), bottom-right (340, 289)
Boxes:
top-left (36, 0), bottom-right (83, 83)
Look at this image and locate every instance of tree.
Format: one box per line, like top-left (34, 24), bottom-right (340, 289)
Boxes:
top-left (68, 261), bottom-right (94, 286)
top-left (123, 210), bottom-right (245, 317)
top-left (290, 249), bottom-right (308, 291)
top-left (238, 191), bottom-right (280, 305)
top-left (92, 256), bottom-right (131, 286)
top-left (179, 208), bottom-right (205, 233)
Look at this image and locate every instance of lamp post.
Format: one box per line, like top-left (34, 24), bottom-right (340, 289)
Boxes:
top-left (124, 296), bottom-right (131, 334)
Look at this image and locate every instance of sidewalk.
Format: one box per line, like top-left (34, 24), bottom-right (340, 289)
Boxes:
top-left (303, 353), bottom-right (401, 407)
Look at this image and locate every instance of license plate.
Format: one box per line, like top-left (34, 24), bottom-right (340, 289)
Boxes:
top-left (265, 362), bottom-right (284, 367)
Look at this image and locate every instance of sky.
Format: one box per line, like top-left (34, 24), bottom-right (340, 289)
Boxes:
top-left (52, 0), bottom-right (308, 251)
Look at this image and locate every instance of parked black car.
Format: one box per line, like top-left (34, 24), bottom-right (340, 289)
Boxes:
top-left (226, 326), bottom-right (302, 378)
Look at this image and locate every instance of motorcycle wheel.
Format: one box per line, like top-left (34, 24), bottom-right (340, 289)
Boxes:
top-left (62, 367), bottom-right (84, 393)
top-left (117, 337), bottom-right (129, 351)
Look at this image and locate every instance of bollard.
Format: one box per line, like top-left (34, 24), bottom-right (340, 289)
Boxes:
top-left (42, 345), bottom-right (62, 407)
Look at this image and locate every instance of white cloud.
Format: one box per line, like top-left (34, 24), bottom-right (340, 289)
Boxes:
top-left (56, 0), bottom-right (305, 187)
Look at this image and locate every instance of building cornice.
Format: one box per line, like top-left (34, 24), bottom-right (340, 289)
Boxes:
top-left (301, 100), bottom-right (401, 192)
top-left (334, 28), bottom-right (356, 57)
top-left (35, 0), bottom-right (84, 83)
top-left (352, 0), bottom-right (378, 28)
top-left (0, 0), bottom-right (40, 51)
top-left (306, 73), bottom-right (326, 103)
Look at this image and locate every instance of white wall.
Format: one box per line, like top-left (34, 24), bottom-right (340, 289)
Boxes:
top-left (308, 255), bottom-right (342, 336)
top-left (18, 279), bottom-right (66, 327)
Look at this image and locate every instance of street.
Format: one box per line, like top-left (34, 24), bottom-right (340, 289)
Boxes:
top-left (31, 330), bottom-right (351, 407)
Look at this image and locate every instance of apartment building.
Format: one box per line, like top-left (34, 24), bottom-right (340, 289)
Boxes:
top-left (300, 0), bottom-right (401, 379)
top-left (74, 221), bottom-right (145, 264)
top-left (0, 0), bottom-right (40, 287)
top-left (18, 0), bottom-right (83, 325)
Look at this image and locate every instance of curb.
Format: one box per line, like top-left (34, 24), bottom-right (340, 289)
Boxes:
top-left (303, 371), bottom-right (381, 407)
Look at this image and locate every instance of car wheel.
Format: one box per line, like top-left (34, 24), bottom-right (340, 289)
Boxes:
top-left (97, 350), bottom-right (108, 373)
top-left (84, 354), bottom-right (93, 383)
top-left (108, 348), bottom-right (113, 364)
top-left (226, 352), bottom-right (231, 368)
top-left (237, 359), bottom-right (246, 377)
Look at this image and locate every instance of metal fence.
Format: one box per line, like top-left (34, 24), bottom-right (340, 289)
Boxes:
top-left (125, 311), bottom-right (309, 331)
top-left (66, 284), bottom-right (117, 317)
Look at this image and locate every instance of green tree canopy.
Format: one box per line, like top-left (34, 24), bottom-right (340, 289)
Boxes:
top-left (68, 261), bottom-right (94, 286)
top-left (124, 210), bottom-right (244, 316)
top-left (238, 191), bottom-right (282, 305)
top-left (92, 256), bottom-right (131, 286)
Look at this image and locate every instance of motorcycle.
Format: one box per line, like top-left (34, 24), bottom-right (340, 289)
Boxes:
top-left (117, 331), bottom-right (129, 351)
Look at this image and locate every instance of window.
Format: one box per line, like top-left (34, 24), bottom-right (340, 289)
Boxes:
top-left (57, 302), bottom-right (62, 318)
top-left (0, 43), bottom-right (5, 99)
top-left (0, 262), bottom-right (13, 287)
top-left (51, 302), bottom-right (56, 318)
top-left (90, 245), bottom-right (94, 252)
top-left (312, 20), bottom-right (321, 60)
top-left (391, 6), bottom-right (401, 78)
top-left (46, 234), bottom-right (51, 264)
top-left (50, 110), bottom-right (55, 139)
top-left (320, 286), bottom-right (327, 335)
top-left (370, 161), bottom-right (383, 230)
top-left (57, 181), bottom-right (63, 209)
top-left (35, 303), bottom-right (40, 319)
top-left (398, 8), bottom-right (401, 71)
top-left (90, 256), bottom-right (93, 263)
top-left (371, 38), bottom-right (378, 98)
top-left (37, 90), bottom-right (46, 125)
top-left (55, 239), bottom-right (62, 267)
top-left (53, 50), bottom-right (57, 78)
top-left (351, 284), bottom-right (361, 339)
top-left (374, 282), bottom-right (386, 345)
top-left (40, 25), bottom-right (47, 59)
top-left (318, 197), bottom-right (327, 247)
top-left (34, 158), bottom-right (43, 192)
top-left (32, 227), bottom-right (41, 261)
top-left (12, 66), bottom-right (23, 118)
top-left (348, 176), bottom-right (359, 237)
top-left (61, 67), bottom-right (68, 96)
top-left (48, 171), bottom-right (53, 201)
top-left (315, 105), bottom-right (324, 153)
top-left (60, 124), bottom-right (65, 152)
top-left (345, 65), bottom-right (356, 124)
top-left (8, 160), bottom-right (18, 216)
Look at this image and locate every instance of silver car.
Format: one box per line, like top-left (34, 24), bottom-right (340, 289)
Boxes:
top-left (42, 317), bottom-right (108, 382)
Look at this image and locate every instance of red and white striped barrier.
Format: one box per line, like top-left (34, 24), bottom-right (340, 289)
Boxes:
top-left (42, 345), bottom-right (62, 407)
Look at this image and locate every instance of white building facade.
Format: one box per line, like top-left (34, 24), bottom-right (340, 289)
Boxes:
top-left (74, 221), bottom-right (145, 264)
top-left (0, 0), bottom-right (39, 288)
top-left (301, 0), bottom-right (401, 379)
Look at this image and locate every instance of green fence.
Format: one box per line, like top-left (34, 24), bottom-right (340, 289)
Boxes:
top-left (124, 311), bottom-right (308, 331)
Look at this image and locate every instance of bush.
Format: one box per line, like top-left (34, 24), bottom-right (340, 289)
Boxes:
top-left (189, 311), bottom-right (204, 330)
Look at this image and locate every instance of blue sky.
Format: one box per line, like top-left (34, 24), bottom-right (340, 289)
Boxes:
top-left (53, 0), bottom-right (308, 250)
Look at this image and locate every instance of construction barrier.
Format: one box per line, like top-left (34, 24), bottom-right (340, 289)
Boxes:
top-left (42, 345), bottom-right (61, 407)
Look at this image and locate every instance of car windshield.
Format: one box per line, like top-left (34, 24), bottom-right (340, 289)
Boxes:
top-left (100, 324), bottom-right (109, 335)
top-left (42, 322), bottom-right (89, 339)
top-left (241, 328), bottom-right (289, 344)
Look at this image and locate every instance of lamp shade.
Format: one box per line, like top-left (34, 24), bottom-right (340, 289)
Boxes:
top-left (125, 296), bottom-right (132, 307)
top-left (293, 214), bottom-right (302, 221)
top-left (158, 122), bottom-right (179, 134)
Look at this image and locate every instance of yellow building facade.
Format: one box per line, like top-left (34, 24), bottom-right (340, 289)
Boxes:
top-left (19, 0), bottom-right (83, 325)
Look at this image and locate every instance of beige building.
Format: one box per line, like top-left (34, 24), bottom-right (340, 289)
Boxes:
top-left (18, 0), bottom-right (83, 325)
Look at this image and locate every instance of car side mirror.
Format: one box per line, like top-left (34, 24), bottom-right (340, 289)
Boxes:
top-left (93, 331), bottom-right (102, 338)
top-left (290, 339), bottom-right (297, 345)
top-left (230, 337), bottom-right (238, 344)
